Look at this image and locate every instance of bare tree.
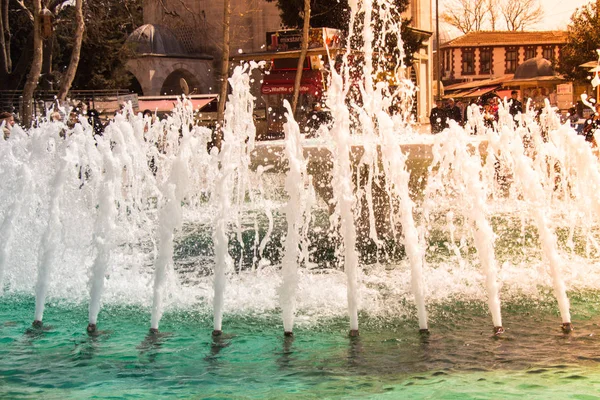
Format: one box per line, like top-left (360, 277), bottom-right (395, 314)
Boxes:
top-left (57, 0), bottom-right (84, 101)
top-left (486, 0), bottom-right (500, 31)
top-left (441, 0), bottom-right (487, 34)
top-left (22, 0), bottom-right (43, 125)
top-left (291, 0), bottom-right (310, 114)
top-left (501, 0), bottom-right (543, 31)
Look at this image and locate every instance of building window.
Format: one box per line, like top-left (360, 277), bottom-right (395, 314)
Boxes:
top-left (543, 46), bottom-right (554, 61)
top-left (462, 48), bottom-right (475, 75)
top-left (480, 47), bottom-right (492, 74)
top-left (524, 46), bottom-right (536, 61)
top-left (505, 47), bottom-right (518, 73)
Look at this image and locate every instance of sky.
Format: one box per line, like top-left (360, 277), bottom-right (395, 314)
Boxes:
top-left (438, 0), bottom-right (593, 32)
top-left (534, 0), bottom-right (593, 30)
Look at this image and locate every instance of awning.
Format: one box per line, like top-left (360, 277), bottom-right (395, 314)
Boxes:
top-left (138, 96), bottom-right (217, 112)
top-left (231, 47), bottom-right (348, 62)
top-left (443, 90), bottom-right (470, 99)
top-left (580, 61), bottom-right (599, 69)
top-left (465, 86), bottom-right (498, 98)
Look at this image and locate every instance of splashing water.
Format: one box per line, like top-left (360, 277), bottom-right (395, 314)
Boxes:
top-left (3, 1), bottom-right (600, 339)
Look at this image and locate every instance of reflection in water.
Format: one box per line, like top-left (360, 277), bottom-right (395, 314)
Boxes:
top-left (347, 335), bottom-right (364, 369)
top-left (277, 334), bottom-right (296, 370)
top-left (138, 331), bottom-right (172, 363)
top-left (205, 333), bottom-right (234, 367)
top-left (23, 323), bottom-right (52, 341)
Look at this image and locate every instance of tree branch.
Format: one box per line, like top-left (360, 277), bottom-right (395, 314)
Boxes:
top-left (15, 0), bottom-right (34, 23)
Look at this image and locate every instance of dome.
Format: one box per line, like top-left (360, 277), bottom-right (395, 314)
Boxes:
top-left (125, 24), bottom-right (185, 56)
top-left (514, 57), bottom-right (554, 79)
top-left (433, 23), bottom-right (460, 48)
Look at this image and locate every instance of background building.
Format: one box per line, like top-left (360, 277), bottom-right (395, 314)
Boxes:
top-left (126, 0), bottom-right (434, 123)
top-left (440, 31), bottom-right (567, 83)
top-left (439, 31), bottom-right (571, 108)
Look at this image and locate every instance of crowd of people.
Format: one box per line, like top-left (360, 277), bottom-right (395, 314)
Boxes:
top-left (429, 90), bottom-right (523, 134)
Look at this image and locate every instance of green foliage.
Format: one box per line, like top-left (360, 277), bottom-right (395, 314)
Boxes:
top-left (558, 3), bottom-right (600, 83)
top-left (265, 0), bottom-right (422, 65)
top-left (266, 0), bottom-right (350, 30)
top-left (4, 0), bottom-right (142, 90)
top-left (53, 0), bottom-right (142, 90)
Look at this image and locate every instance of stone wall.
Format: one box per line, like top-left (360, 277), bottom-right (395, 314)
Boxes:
top-left (143, 0), bottom-right (281, 56)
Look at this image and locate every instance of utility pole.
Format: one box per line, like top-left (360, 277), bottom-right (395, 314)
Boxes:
top-left (435, 0), bottom-right (441, 100)
top-left (216, 0), bottom-right (231, 151)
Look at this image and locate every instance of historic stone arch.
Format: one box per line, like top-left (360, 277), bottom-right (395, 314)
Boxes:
top-left (125, 24), bottom-right (213, 96)
top-left (160, 68), bottom-right (202, 95)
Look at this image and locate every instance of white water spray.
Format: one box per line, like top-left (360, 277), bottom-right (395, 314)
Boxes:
top-left (88, 137), bottom-right (118, 326)
top-left (34, 139), bottom-right (79, 323)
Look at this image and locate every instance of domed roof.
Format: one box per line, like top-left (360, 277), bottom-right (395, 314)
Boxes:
top-left (433, 23), bottom-right (460, 48)
top-left (126, 24), bottom-right (185, 56)
top-left (514, 57), bottom-right (554, 79)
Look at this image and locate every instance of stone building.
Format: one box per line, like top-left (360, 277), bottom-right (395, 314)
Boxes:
top-left (126, 0), bottom-right (281, 96)
top-left (126, 0), bottom-right (434, 122)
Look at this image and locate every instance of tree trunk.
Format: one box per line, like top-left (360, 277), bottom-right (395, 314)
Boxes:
top-left (215, 0), bottom-right (231, 151)
top-left (0, 0), bottom-right (8, 77)
top-left (291, 0), bottom-right (311, 115)
top-left (41, 39), bottom-right (53, 90)
top-left (22, 0), bottom-right (43, 125)
top-left (57, 0), bottom-right (84, 101)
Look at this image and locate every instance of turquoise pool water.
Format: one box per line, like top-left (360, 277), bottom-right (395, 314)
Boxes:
top-left (2, 294), bottom-right (600, 399)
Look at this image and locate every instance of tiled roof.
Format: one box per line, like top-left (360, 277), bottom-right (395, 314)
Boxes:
top-left (441, 31), bottom-right (567, 48)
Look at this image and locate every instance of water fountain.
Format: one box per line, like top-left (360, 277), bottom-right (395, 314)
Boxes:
top-left (2, 0), bottom-right (598, 345)
top-left (5, 2), bottom-right (600, 397)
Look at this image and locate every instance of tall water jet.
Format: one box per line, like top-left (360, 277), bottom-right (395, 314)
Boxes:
top-left (327, 67), bottom-right (361, 336)
top-left (212, 63), bottom-right (260, 335)
top-left (149, 183), bottom-right (182, 333)
top-left (0, 149), bottom-right (32, 294)
top-left (34, 137), bottom-right (79, 326)
top-left (378, 110), bottom-right (429, 332)
top-left (150, 101), bottom-right (198, 333)
top-left (426, 126), bottom-right (503, 333)
top-left (87, 137), bottom-right (118, 333)
top-left (279, 101), bottom-right (313, 336)
top-left (491, 116), bottom-right (572, 331)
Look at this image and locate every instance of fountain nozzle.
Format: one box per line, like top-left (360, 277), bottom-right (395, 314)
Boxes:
top-left (284, 331), bottom-right (293, 337)
top-left (493, 326), bottom-right (505, 335)
top-left (349, 329), bottom-right (359, 337)
top-left (212, 330), bottom-right (222, 337)
top-left (149, 327), bottom-right (159, 334)
top-left (561, 322), bottom-right (574, 333)
top-left (419, 328), bottom-right (430, 335)
top-left (87, 323), bottom-right (97, 334)
top-left (32, 320), bottom-right (43, 329)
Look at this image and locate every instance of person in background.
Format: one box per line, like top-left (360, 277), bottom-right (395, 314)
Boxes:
top-left (463, 98), bottom-right (478, 127)
top-left (0, 111), bottom-right (15, 140)
top-left (307, 102), bottom-right (332, 135)
top-left (582, 102), bottom-right (600, 147)
top-left (508, 90), bottom-right (523, 119)
top-left (429, 98), bottom-right (446, 134)
top-left (143, 109), bottom-right (154, 134)
top-left (87, 109), bottom-right (104, 138)
top-left (482, 101), bottom-right (496, 128)
top-left (67, 109), bottom-right (80, 129)
top-left (445, 98), bottom-right (462, 125)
